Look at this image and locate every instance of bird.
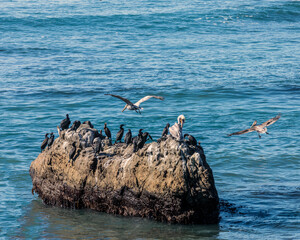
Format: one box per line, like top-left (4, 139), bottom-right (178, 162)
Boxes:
top-left (105, 94), bottom-right (164, 114)
top-left (70, 120), bottom-right (81, 131)
top-left (161, 123), bottom-right (170, 137)
top-left (47, 132), bottom-right (55, 149)
top-left (228, 114), bottom-right (281, 139)
top-left (124, 129), bottom-right (132, 146)
top-left (115, 124), bottom-right (125, 143)
top-left (104, 122), bottom-right (111, 139)
top-left (184, 134), bottom-right (197, 146)
top-left (138, 132), bottom-right (153, 149)
top-left (169, 115), bottom-right (185, 141)
top-left (41, 133), bottom-right (49, 152)
top-left (83, 121), bottom-right (94, 129)
top-left (68, 142), bottom-right (76, 163)
top-left (60, 114), bottom-right (71, 130)
top-left (132, 129), bottom-right (143, 150)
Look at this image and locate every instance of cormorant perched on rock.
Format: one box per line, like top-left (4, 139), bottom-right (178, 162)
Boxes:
top-left (68, 142), bottom-right (76, 163)
top-left (162, 123), bottom-right (170, 137)
top-left (124, 129), bottom-right (132, 146)
top-left (132, 129), bottom-right (143, 144)
top-left (184, 134), bottom-right (197, 146)
top-left (40, 133), bottom-right (49, 152)
top-left (115, 124), bottom-right (125, 143)
top-left (104, 123), bottom-right (111, 139)
top-left (138, 132), bottom-right (153, 149)
top-left (228, 114), bottom-right (281, 139)
top-left (93, 137), bottom-right (102, 154)
top-left (70, 120), bottom-right (81, 131)
top-left (105, 94), bottom-right (164, 114)
top-left (47, 132), bottom-right (54, 149)
top-left (60, 114), bottom-right (71, 130)
top-left (169, 115), bottom-right (185, 141)
top-left (83, 121), bottom-right (94, 129)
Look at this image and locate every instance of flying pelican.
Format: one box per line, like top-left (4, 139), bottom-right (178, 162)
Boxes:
top-left (228, 114), bottom-right (281, 138)
top-left (169, 115), bottom-right (185, 141)
top-left (104, 94), bottom-right (164, 114)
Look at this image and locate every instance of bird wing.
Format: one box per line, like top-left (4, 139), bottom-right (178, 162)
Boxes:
top-left (227, 128), bottom-right (255, 136)
top-left (134, 96), bottom-right (164, 106)
top-left (105, 94), bottom-right (134, 105)
top-left (169, 122), bottom-right (183, 141)
top-left (251, 120), bottom-right (257, 128)
top-left (260, 114), bottom-right (281, 127)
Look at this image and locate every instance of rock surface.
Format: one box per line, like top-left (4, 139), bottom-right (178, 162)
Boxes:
top-left (30, 125), bottom-right (219, 224)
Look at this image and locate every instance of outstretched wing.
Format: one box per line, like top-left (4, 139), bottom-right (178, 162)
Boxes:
top-left (135, 95), bottom-right (164, 106)
top-left (228, 128), bottom-right (255, 137)
top-left (261, 114), bottom-right (281, 127)
top-left (251, 120), bottom-right (257, 128)
top-left (105, 94), bottom-right (134, 105)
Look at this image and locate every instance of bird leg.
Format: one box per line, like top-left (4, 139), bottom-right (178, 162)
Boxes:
top-left (258, 134), bottom-right (261, 139)
top-left (266, 132), bottom-right (270, 135)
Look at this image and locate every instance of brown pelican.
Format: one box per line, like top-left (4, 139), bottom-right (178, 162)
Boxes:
top-left (104, 94), bottom-right (164, 114)
top-left (169, 115), bottom-right (185, 141)
top-left (228, 114), bottom-right (281, 138)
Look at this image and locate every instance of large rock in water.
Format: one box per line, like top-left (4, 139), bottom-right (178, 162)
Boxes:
top-left (30, 124), bottom-right (219, 224)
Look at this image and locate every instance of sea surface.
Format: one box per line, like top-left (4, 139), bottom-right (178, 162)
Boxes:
top-left (0, 0), bottom-right (299, 239)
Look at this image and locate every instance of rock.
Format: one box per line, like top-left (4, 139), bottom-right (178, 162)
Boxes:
top-left (30, 125), bottom-right (219, 224)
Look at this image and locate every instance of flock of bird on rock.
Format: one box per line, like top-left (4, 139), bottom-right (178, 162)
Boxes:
top-left (40, 94), bottom-right (282, 162)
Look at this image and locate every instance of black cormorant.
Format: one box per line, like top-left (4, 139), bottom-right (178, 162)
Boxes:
top-left (161, 123), bottom-right (170, 137)
top-left (115, 124), bottom-right (125, 143)
top-left (70, 120), bottom-right (81, 131)
top-left (60, 114), bottom-right (71, 130)
top-left (47, 132), bottom-right (54, 149)
top-left (40, 133), bottom-right (49, 152)
top-left (124, 129), bottom-right (132, 146)
top-left (184, 134), bottom-right (197, 146)
top-left (104, 122), bottom-right (111, 139)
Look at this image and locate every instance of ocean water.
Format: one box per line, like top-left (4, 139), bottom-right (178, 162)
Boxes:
top-left (0, 0), bottom-right (299, 239)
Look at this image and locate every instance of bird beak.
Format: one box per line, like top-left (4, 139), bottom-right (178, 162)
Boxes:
top-left (180, 119), bottom-right (184, 128)
top-left (122, 104), bottom-right (127, 112)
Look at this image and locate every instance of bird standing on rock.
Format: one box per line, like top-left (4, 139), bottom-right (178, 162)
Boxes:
top-left (169, 115), bottom-right (185, 141)
top-left (105, 94), bottom-right (164, 114)
top-left (115, 124), bottom-right (125, 143)
top-left (162, 123), bottom-right (170, 137)
top-left (138, 132), bottom-right (153, 149)
top-left (70, 120), bottom-right (81, 131)
top-left (69, 142), bottom-right (76, 163)
top-left (60, 114), bottom-right (71, 130)
top-left (47, 132), bottom-right (55, 149)
top-left (40, 133), bottom-right (49, 152)
top-left (124, 129), bottom-right (132, 146)
top-left (184, 134), bottom-right (197, 146)
top-left (104, 122), bottom-right (111, 139)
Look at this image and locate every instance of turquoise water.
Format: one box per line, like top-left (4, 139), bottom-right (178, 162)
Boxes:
top-left (1, 0), bottom-right (299, 239)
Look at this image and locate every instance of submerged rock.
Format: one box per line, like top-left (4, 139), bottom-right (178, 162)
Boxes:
top-left (30, 125), bottom-right (219, 224)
